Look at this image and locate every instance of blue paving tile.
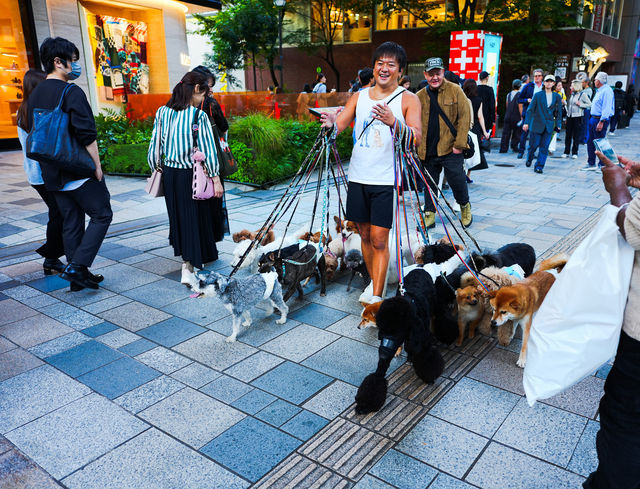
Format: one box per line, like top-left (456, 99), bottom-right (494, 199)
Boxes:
top-left (28, 275), bottom-right (69, 293)
top-left (231, 389), bottom-right (276, 415)
top-left (25, 212), bottom-right (50, 225)
top-left (288, 303), bottom-right (347, 329)
top-left (567, 420), bottom-right (599, 477)
top-left (595, 363), bottom-right (612, 380)
top-left (46, 340), bottom-right (123, 378)
top-left (200, 417), bottom-right (300, 482)
top-left (137, 317), bottom-right (206, 347)
top-left (81, 322), bottom-right (118, 338)
top-left (280, 410), bottom-right (328, 440)
top-left (200, 375), bottom-right (253, 403)
top-left (97, 244), bottom-right (141, 260)
top-left (0, 292), bottom-right (7, 301)
top-left (77, 356), bottom-right (161, 399)
top-left (251, 362), bottom-right (332, 405)
top-left (353, 475), bottom-right (395, 489)
top-left (369, 449), bottom-right (438, 489)
top-left (429, 473), bottom-right (477, 489)
top-left (122, 279), bottom-right (190, 308)
top-left (119, 338), bottom-right (156, 356)
top-left (396, 415), bottom-right (487, 478)
top-left (0, 223), bottom-right (23, 238)
top-left (256, 399), bottom-right (301, 427)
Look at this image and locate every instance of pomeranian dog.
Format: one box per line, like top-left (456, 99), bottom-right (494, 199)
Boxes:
top-left (355, 268), bottom-right (444, 414)
top-left (232, 227), bottom-right (275, 246)
top-left (456, 265), bottom-right (525, 346)
top-left (192, 270), bottom-right (288, 342)
top-left (489, 254), bottom-right (568, 367)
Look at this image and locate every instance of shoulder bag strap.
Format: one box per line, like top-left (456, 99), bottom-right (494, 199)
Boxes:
top-left (56, 83), bottom-right (73, 110)
top-left (153, 109), bottom-right (163, 170)
top-left (432, 93), bottom-right (457, 138)
top-left (191, 108), bottom-right (200, 150)
top-left (357, 88), bottom-right (406, 141)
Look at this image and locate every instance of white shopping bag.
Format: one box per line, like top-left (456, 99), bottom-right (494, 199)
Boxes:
top-left (548, 132), bottom-right (557, 153)
top-left (464, 132), bottom-right (481, 171)
top-left (524, 205), bottom-right (635, 405)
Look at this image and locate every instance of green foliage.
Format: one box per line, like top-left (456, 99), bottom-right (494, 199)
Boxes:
top-left (95, 109), bottom-right (153, 165)
top-left (104, 143), bottom-right (150, 175)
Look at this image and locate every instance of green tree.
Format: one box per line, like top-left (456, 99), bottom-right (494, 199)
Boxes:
top-left (194, 0), bottom-right (282, 90)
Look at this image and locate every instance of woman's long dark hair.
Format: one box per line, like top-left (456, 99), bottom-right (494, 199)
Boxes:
top-left (463, 79), bottom-right (478, 98)
top-left (166, 71), bottom-right (209, 111)
top-left (17, 69), bottom-right (47, 131)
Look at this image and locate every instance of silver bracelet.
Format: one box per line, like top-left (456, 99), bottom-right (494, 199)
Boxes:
top-left (619, 202), bottom-right (630, 212)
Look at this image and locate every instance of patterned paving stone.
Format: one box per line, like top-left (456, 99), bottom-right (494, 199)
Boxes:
top-left (174, 330), bottom-right (257, 371)
top-left (0, 313), bottom-right (72, 349)
top-left (0, 348), bottom-right (43, 382)
top-left (137, 317), bottom-right (206, 348)
top-left (541, 375), bottom-right (605, 419)
top-left (114, 375), bottom-right (185, 414)
top-left (251, 361), bottom-right (332, 405)
top-left (97, 263), bottom-right (161, 293)
top-left (299, 417), bottom-right (393, 480)
top-left (0, 336), bottom-right (16, 354)
top-left (429, 377), bottom-right (520, 437)
top-left (429, 473), bottom-right (478, 489)
top-left (118, 338), bottom-right (156, 356)
top-left (396, 415), bottom-right (487, 478)
top-left (6, 393), bottom-right (147, 479)
top-left (466, 442), bottom-right (585, 489)
top-left (352, 474), bottom-right (395, 488)
top-left (81, 322), bottom-right (118, 338)
top-left (224, 351), bottom-right (284, 383)
top-left (98, 301), bottom-right (171, 332)
top-left (0, 365), bottom-right (90, 433)
top-left (162, 296), bottom-right (231, 326)
top-left (27, 332), bottom-right (90, 359)
top-left (252, 453), bottom-right (350, 489)
top-left (288, 302), bottom-right (348, 329)
top-left (467, 347), bottom-right (525, 395)
top-left (200, 417), bottom-right (301, 483)
top-left (368, 449), bottom-right (438, 489)
top-left (121, 279), bottom-right (190, 308)
top-left (135, 346), bottom-right (192, 374)
top-left (386, 364), bottom-right (455, 407)
top-left (61, 428), bottom-right (249, 489)
top-left (261, 323), bottom-right (339, 362)
top-left (205, 314), bottom-right (301, 347)
top-left (0, 448), bottom-right (62, 489)
top-left (303, 380), bottom-right (358, 420)
top-left (231, 389), bottom-right (276, 415)
top-left (281, 410), bottom-right (329, 441)
top-left (344, 395), bottom-right (425, 441)
top-left (567, 420), bottom-right (599, 477)
top-left (256, 399), bottom-right (302, 427)
top-left (494, 397), bottom-right (587, 466)
top-left (139, 388), bottom-right (245, 449)
top-left (171, 363), bottom-right (221, 389)
top-left (201, 375), bottom-right (253, 403)
top-left (96, 328), bottom-right (140, 349)
top-left (77, 356), bottom-right (161, 399)
top-left (46, 340), bottom-right (123, 378)
top-left (50, 287), bottom-right (116, 308)
top-left (81, 295), bottom-right (132, 315)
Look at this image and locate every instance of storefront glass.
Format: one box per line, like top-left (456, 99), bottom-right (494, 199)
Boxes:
top-left (0, 0), bottom-right (30, 139)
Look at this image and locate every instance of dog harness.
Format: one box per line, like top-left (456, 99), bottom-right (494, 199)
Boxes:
top-left (504, 264), bottom-right (525, 280)
top-left (261, 271), bottom-right (278, 300)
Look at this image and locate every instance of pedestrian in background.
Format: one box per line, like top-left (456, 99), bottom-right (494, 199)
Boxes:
top-left (581, 71), bottom-right (614, 171)
top-left (517, 68), bottom-right (544, 158)
top-left (562, 79), bottom-right (591, 159)
top-left (500, 78), bottom-right (523, 153)
top-left (312, 73), bottom-right (327, 93)
top-left (27, 37), bottom-right (112, 291)
top-left (577, 72), bottom-right (593, 144)
top-left (399, 75), bottom-right (411, 90)
top-left (610, 81), bottom-right (626, 135)
top-left (522, 74), bottom-right (562, 174)
top-left (17, 68), bottom-right (66, 276)
top-left (463, 79), bottom-right (490, 176)
top-left (477, 70), bottom-right (496, 138)
top-left (358, 68), bottom-right (374, 89)
top-left (623, 85), bottom-right (636, 128)
top-left (147, 70), bottom-right (223, 288)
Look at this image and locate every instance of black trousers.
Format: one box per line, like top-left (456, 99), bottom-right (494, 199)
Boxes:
top-left (53, 178), bottom-right (113, 267)
top-left (422, 152), bottom-right (469, 212)
top-left (500, 119), bottom-right (521, 152)
top-left (583, 331), bottom-right (640, 489)
top-left (564, 117), bottom-right (583, 156)
top-left (32, 184), bottom-right (65, 259)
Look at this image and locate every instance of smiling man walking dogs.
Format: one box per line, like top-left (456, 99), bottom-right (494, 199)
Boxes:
top-left (321, 42), bottom-right (422, 305)
top-left (417, 57), bottom-right (472, 229)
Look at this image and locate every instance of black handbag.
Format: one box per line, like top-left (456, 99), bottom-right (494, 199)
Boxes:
top-left (432, 97), bottom-right (475, 159)
top-left (200, 98), bottom-right (237, 178)
top-left (27, 84), bottom-right (96, 177)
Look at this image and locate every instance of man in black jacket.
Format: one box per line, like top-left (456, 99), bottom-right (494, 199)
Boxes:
top-left (610, 81), bottom-right (626, 135)
top-left (477, 71), bottom-right (496, 140)
top-left (28, 37), bottom-right (112, 291)
top-left (500, 79), bottom-right (522, 153)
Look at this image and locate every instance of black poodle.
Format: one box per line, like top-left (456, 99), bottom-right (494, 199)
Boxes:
top-left (432, 242), bottom-right (536, 345)
top-left (417, 242), bottom-right (460, 265)
top-left (355, 269), bottom-right (445, 414)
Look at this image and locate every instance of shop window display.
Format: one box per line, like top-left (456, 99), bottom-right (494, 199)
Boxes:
top-left (0, 0), bottom-right (29, 140)
top-left (86, 14), bottom-right (150, 103)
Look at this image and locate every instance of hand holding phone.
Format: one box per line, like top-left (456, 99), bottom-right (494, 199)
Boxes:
top-left (593, 138), bottom-right (620, 166)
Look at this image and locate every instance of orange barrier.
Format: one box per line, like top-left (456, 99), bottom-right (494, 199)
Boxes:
top-left (126, 91), bottom-right (354, 121)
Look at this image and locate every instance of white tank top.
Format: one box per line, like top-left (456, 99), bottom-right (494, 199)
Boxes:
top-left (349, 87), bottom-right (405, 186)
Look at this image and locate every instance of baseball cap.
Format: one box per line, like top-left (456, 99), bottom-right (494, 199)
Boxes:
top-left (576, 72), bottom-right (588, 82)
top-left (544, 74), bottom-right (556, 82)
top-left (479, 71), bottom-right (490, 80)
top-left (424, 57), bottom-right (444, 71)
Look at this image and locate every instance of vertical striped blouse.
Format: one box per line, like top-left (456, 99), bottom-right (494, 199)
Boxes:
top-left (147, 105), bottom-right (219, 177)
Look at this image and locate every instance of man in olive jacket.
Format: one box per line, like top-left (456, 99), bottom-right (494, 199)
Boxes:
top-left (417, 58), bottom-right (472, 227)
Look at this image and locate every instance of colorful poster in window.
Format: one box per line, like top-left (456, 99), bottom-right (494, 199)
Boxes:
top-left (85, 14), bottom-right (149, 103)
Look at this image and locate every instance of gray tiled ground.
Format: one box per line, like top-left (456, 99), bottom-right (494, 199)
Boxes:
top-left (2, 119), bottom-right (639, 487)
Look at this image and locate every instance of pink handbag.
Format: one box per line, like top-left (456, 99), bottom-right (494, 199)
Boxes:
top-left (145, 114), bottom-right (164, 197)
top-left (190, 110), bottom-right (215, 200)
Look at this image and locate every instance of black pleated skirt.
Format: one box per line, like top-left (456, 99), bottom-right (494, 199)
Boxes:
top-left (163, 166), bottom-right (229, 269)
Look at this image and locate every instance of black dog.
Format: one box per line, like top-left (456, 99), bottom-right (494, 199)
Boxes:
top-left (355, 269), bottom-right (444, 414)
top-left (261, 244), bottom-right (327, 301)
top-left (258, 243), bottom-right (300, 272)
top-left (417, 242), bottom-right (460, 265)
top-left (344, 249), bottom-right (370, 292)
top-left (433, 242), bottom-right (536, 345)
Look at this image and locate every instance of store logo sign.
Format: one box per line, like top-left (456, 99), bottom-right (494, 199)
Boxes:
top-left (180, 53), bottom-right (191, 66)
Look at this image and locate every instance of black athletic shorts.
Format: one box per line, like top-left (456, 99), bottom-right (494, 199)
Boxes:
top-left (346, 182), bottom-right (394, 229)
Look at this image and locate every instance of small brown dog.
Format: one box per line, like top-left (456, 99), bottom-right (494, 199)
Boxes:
top-left (489, 254), bottom-right (568, 367)
top-left (359, 300), bottom-right (382, 329)
top-left (232, 227), bottom-right (275, 246)
top-left (298, 231), bottom-right (331, 245)
top-left (455, 285), bottom-right (484, 346)
top-left (323, 251), bottom-right (339, 281)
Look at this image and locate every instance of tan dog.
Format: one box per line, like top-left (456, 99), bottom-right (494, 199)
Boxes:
top-left (455, 285), bottom-right (484, 346)
top-left (359, 300), bottom-right (382, 329)
top-left (298, 231), bottom-right (331, 245)
top-left (489, 254), bottom-right (568, 368)
top-left (458, 265), bottom-right (525, 346)
top-left (323, 251), bottom-right (339, 281)
top-left (232, 228), bottom-right (275, 246)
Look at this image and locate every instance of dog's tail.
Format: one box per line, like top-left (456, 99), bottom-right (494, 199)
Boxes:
top-left (412, 346), bottom-right (445, 384)
top-left (537, 253), bottom-right (569, 273)
top-left (432, 308), bottom-right (459, 345)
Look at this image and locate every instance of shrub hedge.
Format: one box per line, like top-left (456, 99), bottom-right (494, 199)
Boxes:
top-left (96, 110), bottom-right (352, 185)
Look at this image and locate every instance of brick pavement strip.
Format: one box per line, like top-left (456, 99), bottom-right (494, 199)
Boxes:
top-left (1, 118), bottom-right (639, 487)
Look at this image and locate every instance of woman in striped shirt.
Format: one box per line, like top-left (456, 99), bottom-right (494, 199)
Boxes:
top-left (148, 70), bottom-right (224, 287)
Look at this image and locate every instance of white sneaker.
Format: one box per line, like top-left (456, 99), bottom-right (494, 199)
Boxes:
top-left (580, 165), bottom-right (598, 171)
top-left (359, 281), bottom-right (374, 303)
top-left (181, 262), bottom-right (198, 288)
top-left (561, 154), bottom-right (569, 158)
top-left (571, 154), bottom-right (578, 159)
top-left (609, 132), bottom-right (615, 136)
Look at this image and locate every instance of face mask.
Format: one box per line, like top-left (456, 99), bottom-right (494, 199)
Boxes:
top-left (66, 61), bottom-right (82, 80)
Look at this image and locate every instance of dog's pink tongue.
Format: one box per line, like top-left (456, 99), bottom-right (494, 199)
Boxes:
top-left (189, 292), bottom-right (202, 298)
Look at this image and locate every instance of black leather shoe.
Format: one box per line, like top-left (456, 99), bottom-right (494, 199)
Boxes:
top-left (517, 153), bottom-right (524, 159)
top-left (525, 160), bottom-right (532, 167)
top-left (534, 168), bottom-right (543, 174)
top-left (60, 263), bottom-right (99, 290)
top-left (70, 282), bottom-right (85, 292)
top-left (87, 271), bottom-right (104, 283)
top-left (43, 258), bottom-right (65, 275)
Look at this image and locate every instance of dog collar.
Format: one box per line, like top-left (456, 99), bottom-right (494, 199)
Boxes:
top-left (504, 265), bottom-right (525, 280)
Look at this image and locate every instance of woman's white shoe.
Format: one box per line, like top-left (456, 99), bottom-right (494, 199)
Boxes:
top-left (181, 262), bottom-right (198, 289)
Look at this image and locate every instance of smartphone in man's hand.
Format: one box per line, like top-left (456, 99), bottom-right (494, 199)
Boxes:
top-left (594, 137), bottom-right (621, 166)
